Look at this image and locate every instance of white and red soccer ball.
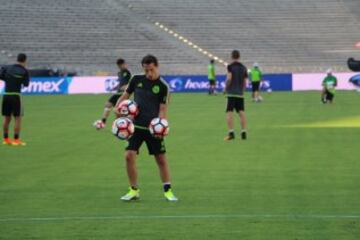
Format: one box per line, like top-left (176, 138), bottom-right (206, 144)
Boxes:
top-left (149, 118), bottom-right (169, 138)
top-left (112, 117), bottom-right (135, 140)
top-left (116, 100), bottom-right (138, 118)
top-left (93, 120), bottom-right (105, 130)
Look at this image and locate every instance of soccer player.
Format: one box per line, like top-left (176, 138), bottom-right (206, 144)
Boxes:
top-left (114, 55), bottom-right (178, 202)
top-left (208, 59), bottom-right (216, 95)
top-left (321, 69), bottom-right (337, 104)
top-left (224, 50), bottom-right (248, 141)
top-left (0, 53), bottom-right (30, 146)
top-left (94, 58), bottom-right (131, 129)
top-left (250, 62), bottom-right (263, 102)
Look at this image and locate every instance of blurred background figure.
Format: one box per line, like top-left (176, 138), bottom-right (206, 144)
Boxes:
top-left (321, 69), bottom-right (337, 104)
top-left (207, 59), bottom-right (216, 95)
top-left (250, 62), bottom-right (263, 102)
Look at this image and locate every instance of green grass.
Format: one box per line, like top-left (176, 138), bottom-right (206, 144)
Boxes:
top-left (1, 91), bottom-right (360, 240)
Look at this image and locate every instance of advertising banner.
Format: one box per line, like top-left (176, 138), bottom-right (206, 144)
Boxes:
top-left (163, 74), bottom-right (292, 92)
top-left (293, 73), bottom-right (357, 91)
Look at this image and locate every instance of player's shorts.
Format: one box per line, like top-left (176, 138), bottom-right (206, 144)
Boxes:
top-left (126, 127), bottom-right (166, 155)
top-left (252, 81), bottom-right (260, 92)
top-left (226, 97), bottom-right (244, 112)
top-left (325, 90), bottom-right (334, 102)
top-left (108, 93), bottom-right (122, 106)
top-left (2, 95), bottom-right (23, 117)
top-left (209, 79), bottom-right (216, 86)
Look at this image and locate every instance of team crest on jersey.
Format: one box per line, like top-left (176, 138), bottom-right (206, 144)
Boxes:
top-left (137, 82), bottom-right (143, 88)
top-left (152, 85), bottom-right (160, 94)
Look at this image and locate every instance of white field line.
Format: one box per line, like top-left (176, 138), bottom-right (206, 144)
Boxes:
top-left (0, 214), bottom-right (359, 222)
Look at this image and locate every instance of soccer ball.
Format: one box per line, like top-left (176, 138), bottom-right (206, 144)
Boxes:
top-left (112, 117), bottom-right (135, 140)
top-left (93, 120), bottom-right (105, 130)
top-left (149, 118), bottom-right (169, 138)
top-left (116, 100), bottom-right (138, 118)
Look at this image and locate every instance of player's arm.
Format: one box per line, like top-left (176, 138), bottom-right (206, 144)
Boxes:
top-left (225, 65), bottom-right (232, 91)
top-left (225, 73), bottom-right (232, 91)
top-left (23, 70), bottom-right (30, 87)
top-left (159, 103), bottom-right (167, 119)
top-left (159, 83), bottom-right (169, 119)
top-left (243, 69), bottom-right (249, 91)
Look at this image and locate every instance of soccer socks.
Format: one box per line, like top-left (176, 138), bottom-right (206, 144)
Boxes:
top-left (14, 134), bottom-right (19, 140)
top-left (3, 133), bottom-right (9, 139)
top-left (101, 118), bottom-right (107, 124)
top-left (241, 130), bottom-right (247, 140)
top-left (229, 130), bottom-right (235, 138)
top-left (163, 183), bottom-right (172, 192)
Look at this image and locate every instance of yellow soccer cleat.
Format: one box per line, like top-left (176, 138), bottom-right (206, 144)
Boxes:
top-left (120, 187), bottom-right (140, 201)
top-left (164, 189), bottom-right (178, 202)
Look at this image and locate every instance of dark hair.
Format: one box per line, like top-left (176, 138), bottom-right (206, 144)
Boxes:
top-left (17, 53), bottom-right (27, 63)
top-left (231, 50), bottom-right (240, 60)
top-left (210, 59), bottom-right (215, 64)
top-left (141, 54), bottom-right (158, 66)
top-left (117, 58), bottom-right (125, 65)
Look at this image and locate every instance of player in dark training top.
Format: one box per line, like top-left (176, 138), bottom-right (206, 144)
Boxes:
top-left (93, 58), bottom-right (131, 129)
top-left (115, 55), bottom-right (178, 201)
top-left (0, 53), bottom-right (30, 146)
top-left (224, 50), bottom-right (248, 141)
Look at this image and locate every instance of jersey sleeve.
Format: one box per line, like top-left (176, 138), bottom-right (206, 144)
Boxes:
top-left (227, 64), bottom-right (232, 73)
top-left (123, 70), bottom-right (131, 84)
top-left (125, 76), bottom-right (136, 94)
top-left (159, 81), bottom-right (169, 104)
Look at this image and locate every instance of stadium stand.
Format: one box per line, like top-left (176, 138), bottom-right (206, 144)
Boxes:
top-left (0, 0), bottom-right (359, 75)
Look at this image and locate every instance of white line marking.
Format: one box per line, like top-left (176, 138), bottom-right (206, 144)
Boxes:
top-left (0, 214), bottom-right (359, 222)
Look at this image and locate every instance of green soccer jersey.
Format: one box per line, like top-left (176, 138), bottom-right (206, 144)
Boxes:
top-left (250, 67), bottom-right (262, 82)
top-left (322, 75), bottom-right (337, 94)
top-left (208, 64), bottom-right (215, 80)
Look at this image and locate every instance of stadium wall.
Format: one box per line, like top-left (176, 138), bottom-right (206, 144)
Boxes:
top-left (0, 73), bottom-right (357, 95)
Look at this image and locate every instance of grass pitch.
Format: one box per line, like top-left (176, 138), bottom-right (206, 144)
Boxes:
top-left (1, 91), bottom-right (359, 240)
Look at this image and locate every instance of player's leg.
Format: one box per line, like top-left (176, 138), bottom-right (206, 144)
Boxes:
top-left (2, 96), bottom-right (12, 144)
top-left (321, 88), bottom-right (327, 103)
top-left (125, 150), bottom-right (138, 188)
top-left (145, 131), bottom-right (177, 201)
top-left (239, 111), bottom-right (247, 140)
top-left (10, 96), bottom-right (25, 146)
top-left (154, 153), bottom-right (177, 201)
top-left (101, 101), bottom-right (113, 123)
top-left (120, 150), bottom-right (140, 201)
top-left (252, 82), bottom-right (256, 101)
top-left (120, 129), bottom-right (144, 201)
top-left (2, 116), bottom-right (12, 145)
top-left (327, 92), bottom-right (334, 104)
top-left (94, 95), bottom-right (119, 129)
top-left (225, 97), bottom-right (235, 140)
top-left (237, 98), bottom-right (247, 140)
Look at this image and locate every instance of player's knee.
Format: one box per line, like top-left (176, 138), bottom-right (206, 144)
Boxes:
top-left (155, 154), bottom-right (167, 166)
top-left (125, 151), bottom-right (136, 163)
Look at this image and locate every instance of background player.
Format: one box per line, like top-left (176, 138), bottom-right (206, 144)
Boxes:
top-left (0, 53), bottom-right (30, 146)
top-left (208, 59), bottom-right (216, 95)
top-left (250, 62), bottom-right (263, 102)
top-left (115, 55), bottom-right (178, 202)
top-left (321, 69), bottom-right (337, 104)
top-left (94, 58), bottom-right (131, 129)
top-left (224, 50), bottom-right (248, 141)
